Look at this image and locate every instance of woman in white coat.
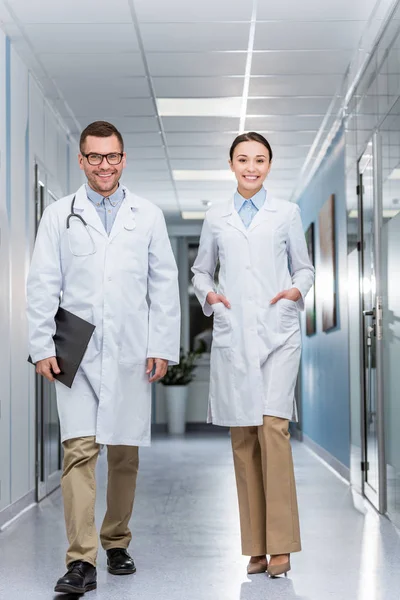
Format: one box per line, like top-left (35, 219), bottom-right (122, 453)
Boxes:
top-left (192, 132), bottom-right (314, 578)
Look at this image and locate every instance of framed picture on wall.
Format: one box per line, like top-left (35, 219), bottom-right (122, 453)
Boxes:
top-left (305, 222), bottom-right (316, 336)
top-left (319, 194), bottom-right (337, 332)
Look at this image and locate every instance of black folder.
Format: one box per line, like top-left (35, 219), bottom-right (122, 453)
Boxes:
top-left (28, 307), bottom-right (96, 388)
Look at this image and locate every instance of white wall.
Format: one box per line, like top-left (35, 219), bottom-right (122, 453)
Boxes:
top-left (0, 30), bottom-right (81, 516)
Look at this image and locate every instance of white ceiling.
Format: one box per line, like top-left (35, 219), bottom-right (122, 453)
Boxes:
top-left (0, 0), bottom-right (379, 217)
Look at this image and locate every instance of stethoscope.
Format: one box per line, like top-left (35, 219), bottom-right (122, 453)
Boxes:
top-left (66, 196), bottom-right (96, 256)
top-left (66, 195), bottom-right (87, 229)
top-left (66, 194), bottom-right (136, 257)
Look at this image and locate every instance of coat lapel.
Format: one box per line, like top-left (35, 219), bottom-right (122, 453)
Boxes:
top-left (247, 194), bottom-right (277, 233)
top-left (108, 189), bottom-right (139, 242)
top-left (224, 199), bottom-right (248, 237)
top-left (73, 185), bottom-right (108, 239)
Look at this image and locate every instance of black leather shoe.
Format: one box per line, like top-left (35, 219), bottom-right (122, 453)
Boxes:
top-left (106, 548), bottom-right (136, 575)
top-left (54, 560), bottom-right (97, 594)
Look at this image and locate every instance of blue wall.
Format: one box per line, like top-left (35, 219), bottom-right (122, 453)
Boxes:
top-left (298, 129), bottom-right (351, 469)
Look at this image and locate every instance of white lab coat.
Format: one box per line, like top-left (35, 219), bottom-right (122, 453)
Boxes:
top-left (192, 193), bottom-right (314, 426)
top-left (27, 184), bottom-right (180, 446)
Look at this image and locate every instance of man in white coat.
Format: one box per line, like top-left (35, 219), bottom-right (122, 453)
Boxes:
top-left (27, 121), bottom-right (180, 595)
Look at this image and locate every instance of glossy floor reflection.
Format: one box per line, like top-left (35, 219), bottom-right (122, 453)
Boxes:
top-left (0, 433), bottom-right (399, 600)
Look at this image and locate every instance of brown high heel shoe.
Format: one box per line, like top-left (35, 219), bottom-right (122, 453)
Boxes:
top-left (267, 555), bottom-right (291, 577)
top-left (247, 556), bottom-right (268, 575)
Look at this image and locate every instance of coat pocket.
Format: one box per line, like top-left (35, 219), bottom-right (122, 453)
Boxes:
top-left (278, 298), bottom-right (299, 333)
top-left (212, 302), bottom-right (232, 348)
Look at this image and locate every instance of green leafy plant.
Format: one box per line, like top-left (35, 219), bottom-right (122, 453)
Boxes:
top-left (160, 346), bottom-right (204, 386)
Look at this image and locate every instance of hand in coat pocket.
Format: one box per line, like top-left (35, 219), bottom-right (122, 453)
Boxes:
top-left (270, 287), bottom-right (301, 305)
top-left (206, 291), bottom-right (231, 309)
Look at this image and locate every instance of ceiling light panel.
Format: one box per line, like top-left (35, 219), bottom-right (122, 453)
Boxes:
top-left (146, 53), bottom-right (247, 77)
top-left (161, 117), bottom-right (240, 132)
top-left (251, 50), bottom-right (352, 75)
top-left (153, 77), bottom-right (245, 98)
top-left (140, 23), bottom-right (250, 52)
top-left (157, 98), bottom-right (242, 117)
top-left (10, 0), bottom-right (132, 23)
top-left (173, 170), bottom-right (235, 181)
top-left (133, 0), bottom-right (253, 21)
top-left (165, 132), bottom-right (239, 146)
top-left (176, 182), bottom-right (237, 192)
top-left (181, 212), bottom-right (207, 220)
top-left (254, 21), bottom-right (366, 51)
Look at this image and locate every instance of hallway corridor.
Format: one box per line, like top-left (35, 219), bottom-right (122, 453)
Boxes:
top-left (0, 434), bottom-right (399, 600)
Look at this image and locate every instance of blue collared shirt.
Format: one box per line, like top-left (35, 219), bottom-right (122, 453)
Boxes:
top-left (86, 184), bottom-right (125, 236)
top-left (234, 187), bottom-right (266, 228)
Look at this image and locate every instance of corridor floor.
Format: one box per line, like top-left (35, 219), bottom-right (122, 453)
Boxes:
top-left (0, 433), bottom-right (399, 600)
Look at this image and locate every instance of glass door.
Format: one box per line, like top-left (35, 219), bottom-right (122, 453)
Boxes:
top-left (380, 106), bottom-right (400, 528)
top-left (34, 163), bottom-right (63, 501)
top-left (357, 138), bottom-right (386, 513)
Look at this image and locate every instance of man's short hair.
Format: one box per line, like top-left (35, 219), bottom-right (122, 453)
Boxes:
top-left (80, 121), bottom-right (124, 153)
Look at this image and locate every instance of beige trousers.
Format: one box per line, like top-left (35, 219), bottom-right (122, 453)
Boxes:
top-left (230, 416), bottom-right (301, 556)
top-left (61, 436), bottom-right (139, 567)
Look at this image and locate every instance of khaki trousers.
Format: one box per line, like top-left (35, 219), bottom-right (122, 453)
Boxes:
top-left (61, 436), bottom-right (139, 567)
top-left (230, 416), bottom-right (301, 556)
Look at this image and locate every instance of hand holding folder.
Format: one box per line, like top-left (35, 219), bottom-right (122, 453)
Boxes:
top-left (28, 307), bottom-right (95, 388)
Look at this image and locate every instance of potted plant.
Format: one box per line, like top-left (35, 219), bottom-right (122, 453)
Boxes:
top-left (159, 347), bottom-right (203, 435)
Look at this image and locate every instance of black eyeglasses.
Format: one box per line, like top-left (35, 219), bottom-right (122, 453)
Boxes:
top-left (82, 152), bottom-right (124, 166)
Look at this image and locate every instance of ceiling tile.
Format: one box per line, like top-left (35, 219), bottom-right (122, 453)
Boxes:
top-left (40, 53), bottom-right (145, 79)
top-left (10, 0), bottom-right (133, 23)
top-left (251, 50), bottom-right (353, 75)
top-left (134, 0), bottom-right (253, 22)
top-left (245, 115), bottom-right (325, 131)
top-left (166, 132), bottom-right (238, 146)
top-left (70, 98), bottom-right (155, 118)
top-left (39, 53), bottom-right (145, 77)
top-left (260, 131), bottom-right (317, 145)
top-left (25, 24), bottom-right (139, 53)
top-left (126, 147), bottom-right (167, 159)
top-left (254, 21), bottom-right (366, 51)
top-left (171, 159), bottom-right (230, 170)
top-left (249, 74), bottom-right (342, 96)
top-left (126, 159), bottom-right (170, 172)
top-left (161, 117), bottom-right (240, 132)
top-left (247, 97), bottom-right (331, 115)
top-left (141, 23), bottom-right (249, 52)
top-left (108, 117), bottom-right (159, 133)
top-left (147, 52), bottom-right (247, 76)
top-left (176, 182), bottom-right (237, 191)
top-left (257, 0), bottom-right (377, 21)
top-left (130, 181), bottom-right (175, 191)
top-left (168, 146), bottom-right (229, 159)
top-left (123, 132), bottom-right (163, 146)
top-left (53, 76), bottom-right (151, 98)
top-left (266, 145), bottom-right (311, 158)
top-left (130, 171), bottom-right (171, 181)
top-left (153, 77), bottom-right (244, 98)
